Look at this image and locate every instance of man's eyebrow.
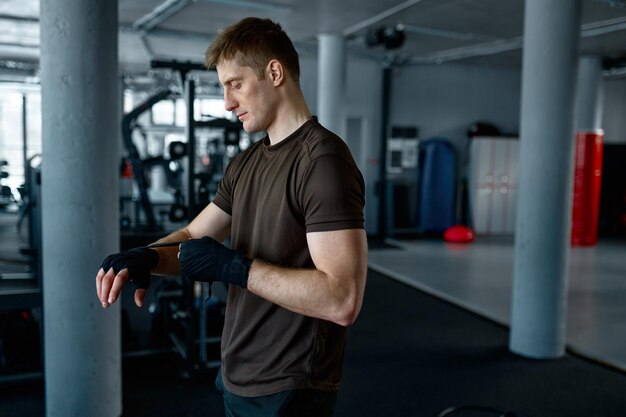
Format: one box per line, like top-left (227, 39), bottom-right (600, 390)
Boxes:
top-left (222, 76), bottom-right (243, 86)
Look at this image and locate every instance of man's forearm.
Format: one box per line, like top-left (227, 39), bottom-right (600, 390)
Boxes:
top-left (246, 259), bottom-right (365, 327)
top-left (150, 228), bottom-right (191, 275)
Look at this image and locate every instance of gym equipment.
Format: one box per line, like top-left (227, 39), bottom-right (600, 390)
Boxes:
top-left (150, 59), bottom-right (206, 83)
top-left (121, 89), bottom-right (178, 232)
top-left (443, 225), bottom-right (475, 243)
top-left (223, 127), bottom-right (241, 146)
top-left (168, 203), bottom-right (187, 223)
top-left (0, 160), bottom-right (16, 210)
top-left (116, 237), bottom-right (223, 376)
top-left (118, 60), bottom-right (244, 377)
top-left (0, 157), bottom-right (42, 384)
top-left (149, 59), bottom-right (245, 219)
top-left (571, 130), bottom-right (604, 246)
top-left (468, 136), bottom-right (519, 235)
top-left (148, 277), bottom-right (223, 378)
top-left (385, 126), bottom-right (420, 237)
top-left (417, 138), bottom-right (457, 234)
top-left (377, 66), bottom-right (392, 239)
top-left (168, 141), bottom-right (186, 160)
top-left (183, 77), bottom-right (244, 219)
top-left (121, 63), bottom-right (244, 231)
top-left (0, 155), bottom-right (41, 311)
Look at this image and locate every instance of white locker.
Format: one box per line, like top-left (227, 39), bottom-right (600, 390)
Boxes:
top-left (469, 136), bottom-right (519, 235)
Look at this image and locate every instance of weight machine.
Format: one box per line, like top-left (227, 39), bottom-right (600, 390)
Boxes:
top-left (121, 60), bottom-right (244, 377)
top-left (121, 88), bottom-right (186, 231)
top-left (121, 60), bottom-right (244, 232)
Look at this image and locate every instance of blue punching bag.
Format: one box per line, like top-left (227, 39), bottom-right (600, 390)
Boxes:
top-left (418, 138), bottom-right (457, 233)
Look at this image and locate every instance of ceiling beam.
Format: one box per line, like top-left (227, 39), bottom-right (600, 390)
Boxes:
top-left (0, 41), bottom-right (39, 49)
top-left (409, 37), bottom-right (523, 64)
top-left (132, 0), bottom-right (193, 33)
top-left (580, 15), bottom-right (626, 37)
top-left (399, 24), bottom-right (496, 42)
top-left (0, 14), bottom-right (38, 23)
top-left (407, 15), bottom-right (626, 65)
top-left (201, 0), bottom-right (293, 12)
top-left (121, 25), bottom-right (216, 44)
top-left (0, 7), bottom-right (625, 69)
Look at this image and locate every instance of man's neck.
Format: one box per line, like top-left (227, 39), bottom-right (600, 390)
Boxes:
top-left (265, 93), bottom-right (312, 146)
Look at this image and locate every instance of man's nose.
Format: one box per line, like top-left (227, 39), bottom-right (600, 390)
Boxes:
top-left (224, 91), bottom-right (237, 112)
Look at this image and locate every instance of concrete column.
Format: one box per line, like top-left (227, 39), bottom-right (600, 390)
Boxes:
top-left (577, 55), bottom-right (604, 131)
top-left (40, 1), bottom-right (121, 416)
top-left (317, 33), bottom-right (346, 136)
top-left (510, 0), bottom-right (582, 359)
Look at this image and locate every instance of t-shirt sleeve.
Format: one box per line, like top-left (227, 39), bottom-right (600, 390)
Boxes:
top-left (299, 155), bottom-right (365, 233)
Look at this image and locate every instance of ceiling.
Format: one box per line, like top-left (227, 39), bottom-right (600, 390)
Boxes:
top-left (1, 0), bottom-right (626, 82)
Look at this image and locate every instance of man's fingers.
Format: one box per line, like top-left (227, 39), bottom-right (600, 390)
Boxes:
top-left (134, 288), bottom-right (146, 308)
top-left (100, 268), bottom-right (128, 308)
top-left (108, 269), bottom-right (129, 306)
top-left (99, 268), bottom-right (116, 308)
top-left (96, 268), bottom-right (105, 301)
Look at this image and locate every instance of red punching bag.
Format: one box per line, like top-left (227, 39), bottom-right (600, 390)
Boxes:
top-left (571, 131), bottom-right (604, 246)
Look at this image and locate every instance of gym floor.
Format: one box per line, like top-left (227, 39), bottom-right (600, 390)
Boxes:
top-left (370, 235), bottom-right (626, 371)
top-left (1, 211), bottom-right (626, 416)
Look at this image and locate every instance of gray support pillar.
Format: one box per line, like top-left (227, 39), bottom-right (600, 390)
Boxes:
top-left (510, 0), bottom-right (582, 359)
top-left (317, 33), bottom-right (346, 136)
top-left (40, 1), bottom-right (121, 416)
top-left (577, 55), bottom-right (604, 131)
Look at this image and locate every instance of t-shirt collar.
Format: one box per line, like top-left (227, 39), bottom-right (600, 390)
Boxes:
top-left (262, 117), bottom-right (318, 151)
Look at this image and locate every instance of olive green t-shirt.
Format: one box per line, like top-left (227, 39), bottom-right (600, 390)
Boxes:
top-left (212, 118), bottom-right (365, 397)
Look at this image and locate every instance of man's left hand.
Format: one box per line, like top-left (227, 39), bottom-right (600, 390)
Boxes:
top-left (179, 236), bottom-right (252, 288)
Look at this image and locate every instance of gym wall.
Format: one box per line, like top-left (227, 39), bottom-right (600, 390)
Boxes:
top-left (603, 77), bottom-right (626, 144)
top-left (391, 62), bottom-right (523, 152)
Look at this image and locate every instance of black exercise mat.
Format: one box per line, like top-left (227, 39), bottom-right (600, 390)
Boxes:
top-left (335, 270), bottom-right (626, 417)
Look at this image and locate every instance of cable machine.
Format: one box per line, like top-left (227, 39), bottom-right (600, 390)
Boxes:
top-left (121, 61), bottom-right (244, 376)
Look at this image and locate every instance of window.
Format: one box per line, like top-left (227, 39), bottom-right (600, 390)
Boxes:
top-left (0, 88), bottom-right (41, 199)
top-left (151, 99), bottom-right (175, 125)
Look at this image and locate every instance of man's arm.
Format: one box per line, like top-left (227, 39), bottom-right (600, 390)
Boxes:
top-left (96, 202), bottom-right (231, 308)
top-left (151, 202), bottom-right (232, 275)
top-left (246, 228), bottom-right (368, 327)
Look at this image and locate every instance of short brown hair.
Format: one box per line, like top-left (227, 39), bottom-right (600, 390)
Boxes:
top-left (206, 17), bottom-right (300, 82)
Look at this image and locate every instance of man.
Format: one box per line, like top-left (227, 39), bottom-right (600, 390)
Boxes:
top-left (96, 17), bottom-right (367, 417)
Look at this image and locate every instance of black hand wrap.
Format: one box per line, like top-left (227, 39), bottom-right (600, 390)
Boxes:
top-left (179, 236), bottom-right (252, 288)
top-left (100, 247), bottom-right (159, 289)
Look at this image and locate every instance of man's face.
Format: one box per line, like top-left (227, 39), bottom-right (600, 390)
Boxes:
top-left (217, 59), bottom-right (278, 134)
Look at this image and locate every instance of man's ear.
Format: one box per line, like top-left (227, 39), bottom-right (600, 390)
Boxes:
top-left (267, 59), bottom-right (284, 86)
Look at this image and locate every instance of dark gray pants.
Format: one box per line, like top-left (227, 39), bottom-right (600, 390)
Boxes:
top-left (215, 369), bottom-right (337, 417)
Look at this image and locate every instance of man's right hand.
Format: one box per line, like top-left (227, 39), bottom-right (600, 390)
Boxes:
top-left (96, 247), bottom-right (159, 308)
